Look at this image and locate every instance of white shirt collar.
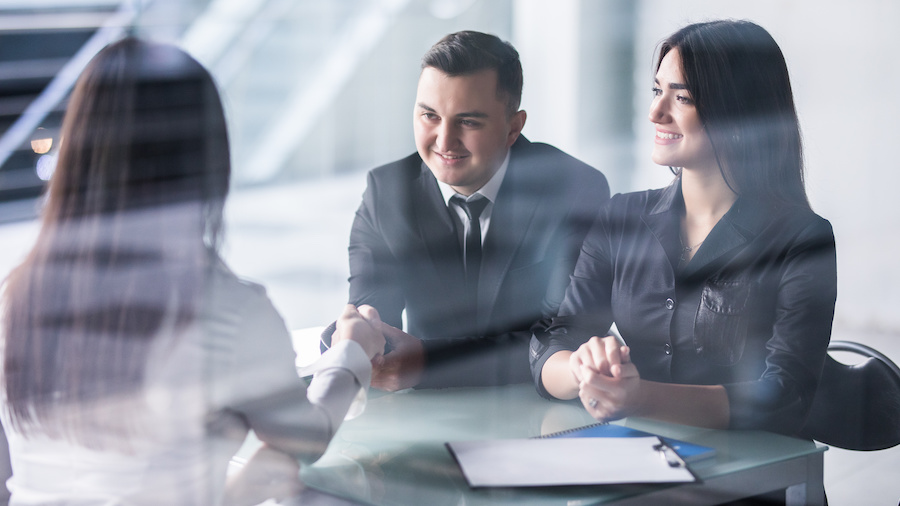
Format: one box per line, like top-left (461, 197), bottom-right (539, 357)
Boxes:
top-left (437, 150), bottom-right (510, 206)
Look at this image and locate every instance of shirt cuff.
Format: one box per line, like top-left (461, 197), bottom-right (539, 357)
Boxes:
top-left (314, 340), bottom-right (373, 420)
top-left (319, 340), bottom-right (372, 387)
top-left (532, 343), bottom-right (574, 399)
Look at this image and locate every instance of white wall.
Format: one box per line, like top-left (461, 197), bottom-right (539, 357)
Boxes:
top-left (629, 0), bottom-right (900, 335)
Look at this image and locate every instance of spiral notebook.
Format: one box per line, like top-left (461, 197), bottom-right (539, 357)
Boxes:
top-left (540, 423), bottom-right (715, 463)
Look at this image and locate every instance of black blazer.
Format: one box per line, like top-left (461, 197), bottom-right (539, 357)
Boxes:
top-left (530, 181), bottom-right (837, 435)
top-left (348, 136), bottom-right (609, 387)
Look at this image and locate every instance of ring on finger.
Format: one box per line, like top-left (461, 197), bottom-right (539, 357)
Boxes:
top-left (588, 397), bottom-right (598, 409)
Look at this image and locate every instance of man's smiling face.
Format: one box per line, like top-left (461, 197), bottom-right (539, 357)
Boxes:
top-left (413, 67), bottom-right (525, 196)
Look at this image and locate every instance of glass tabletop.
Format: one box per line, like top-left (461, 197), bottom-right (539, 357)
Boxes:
top-left (300, 383), bottom-right (825, 505)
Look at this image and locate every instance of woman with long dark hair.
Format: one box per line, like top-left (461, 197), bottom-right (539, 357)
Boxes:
top-left (531, 20), bottom-right (837, 435)
top-left (0, 38), bottom-right (384, 504)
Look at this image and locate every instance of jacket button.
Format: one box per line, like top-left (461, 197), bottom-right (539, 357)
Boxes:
top-left (665, 298), bottom-right (675, 310)
top-left (664, 343), bottom-right (672, 355)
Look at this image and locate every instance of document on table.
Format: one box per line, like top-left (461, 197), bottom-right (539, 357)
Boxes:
top-left (446, 437), bottom-right (698, 488)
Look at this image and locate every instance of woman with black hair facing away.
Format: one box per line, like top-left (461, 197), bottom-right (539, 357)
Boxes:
top-left (531, 20), bottom-right (837, 436)
top-left (0, 38), bottom-right (384, 504)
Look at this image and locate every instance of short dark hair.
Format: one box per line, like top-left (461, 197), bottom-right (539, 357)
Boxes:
top-left (658, 20), bottom-right (809, 209)
top-left (421, 30), bottom-right (523, 116)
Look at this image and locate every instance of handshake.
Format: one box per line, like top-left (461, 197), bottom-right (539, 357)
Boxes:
top-left (331, 305), bottom-right (425, 391)
top-left (332, 304), bottom-right (387, 361)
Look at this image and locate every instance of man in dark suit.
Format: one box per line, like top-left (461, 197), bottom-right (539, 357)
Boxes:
top-left (343, 31), bottom-right (609, 389)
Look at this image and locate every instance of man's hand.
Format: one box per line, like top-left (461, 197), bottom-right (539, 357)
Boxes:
top-left (370, 324), bottom-right (425, 391)
top-left (333, 304), bottom-right (386, 360)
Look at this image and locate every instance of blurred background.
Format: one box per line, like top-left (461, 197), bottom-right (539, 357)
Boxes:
top-left (0, 0), bottom-right (897, 503)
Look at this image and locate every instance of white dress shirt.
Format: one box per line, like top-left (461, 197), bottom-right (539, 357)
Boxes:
top-left (436, 150), bottom-right (510, 245)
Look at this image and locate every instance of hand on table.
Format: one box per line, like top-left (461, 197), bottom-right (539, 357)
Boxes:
top-left (333, 304), bottom-right (386, 361)
top-left (371, 323), bottom-right (425, 392)
top-left (570, 335), bottom-right (644, 421)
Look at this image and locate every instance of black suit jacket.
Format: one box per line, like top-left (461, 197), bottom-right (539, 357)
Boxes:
top-left (348, 136), bottom-right (609, 387)
top-left (531, 181), bottom-right (837, 435)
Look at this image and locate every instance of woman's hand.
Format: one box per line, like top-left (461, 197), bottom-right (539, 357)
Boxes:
top-left (571, 336), bottom-right (645, 421)
top-left (333, 304), bottom-right (387, 360)
top-left (541, 335), bottom-right (637, 401)
top-left (569, 335), bottom-right (623, 382)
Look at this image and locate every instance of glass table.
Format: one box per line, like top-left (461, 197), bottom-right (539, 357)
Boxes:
top-left (298, 383), bottom-right (826, 505)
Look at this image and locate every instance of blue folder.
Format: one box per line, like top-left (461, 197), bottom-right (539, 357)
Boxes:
top-left (541, 423), bottom-right (715, 463)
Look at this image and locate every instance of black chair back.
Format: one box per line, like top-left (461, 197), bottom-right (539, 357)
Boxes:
top-left (800, 341), bottom-right (900, 451)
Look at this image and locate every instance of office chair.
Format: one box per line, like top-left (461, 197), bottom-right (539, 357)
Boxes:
top-left (799, 340), bottom-right (900, 451)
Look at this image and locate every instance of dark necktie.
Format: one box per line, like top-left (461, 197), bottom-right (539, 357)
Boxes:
top-left (451, 195), bottom-right (489, 294)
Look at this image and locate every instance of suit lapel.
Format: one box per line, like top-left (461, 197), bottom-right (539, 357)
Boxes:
top-left (413, 163), bottom-right (466, 289)
top-left (642, 181), bottom-right (685, 273)
top-left (681, 220), bottom-right (749, 278)
top-left (681, 198), bottom-right (765, 278)
top-left (642, 211), bottom-right (684, 273)
top-left (643, 181), bottom-right (762, 279)
top-left (478, 143), bottom-right (543, 328)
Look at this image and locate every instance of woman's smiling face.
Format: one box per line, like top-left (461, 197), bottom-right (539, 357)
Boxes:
top-left (648, 48), bottom-right (716, 172)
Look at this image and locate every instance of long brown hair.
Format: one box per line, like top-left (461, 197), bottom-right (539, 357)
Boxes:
top-left (657, 20), bottom-right (809, 210)
top-left (2, 37), bottom-right (230, 446)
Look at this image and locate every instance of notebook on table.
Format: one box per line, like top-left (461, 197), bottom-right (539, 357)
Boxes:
top-left (540, 422), bottom-right (715, 463)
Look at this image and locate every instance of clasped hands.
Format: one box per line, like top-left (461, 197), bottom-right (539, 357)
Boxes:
top-left (333, 305), bottom-right (424, 391)
top-left (570, 335), bottom-right (644, 422)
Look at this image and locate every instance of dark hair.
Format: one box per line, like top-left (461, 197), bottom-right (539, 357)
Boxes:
top-left (658, 20), bottom-right (809, 209)
top-left (2, 37), bottom-right (230, 446)
top-left (421, 30), bottom-right (523, 116)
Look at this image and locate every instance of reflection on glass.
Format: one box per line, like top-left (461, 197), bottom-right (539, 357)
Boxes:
top-left (30, 137), bottom-right (52, 155)
top-left (34, 154), bottom-right (55, 181)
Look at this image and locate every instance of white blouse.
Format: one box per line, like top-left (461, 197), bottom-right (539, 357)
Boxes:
top-left (0, 263), bottom-right (370, 505)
